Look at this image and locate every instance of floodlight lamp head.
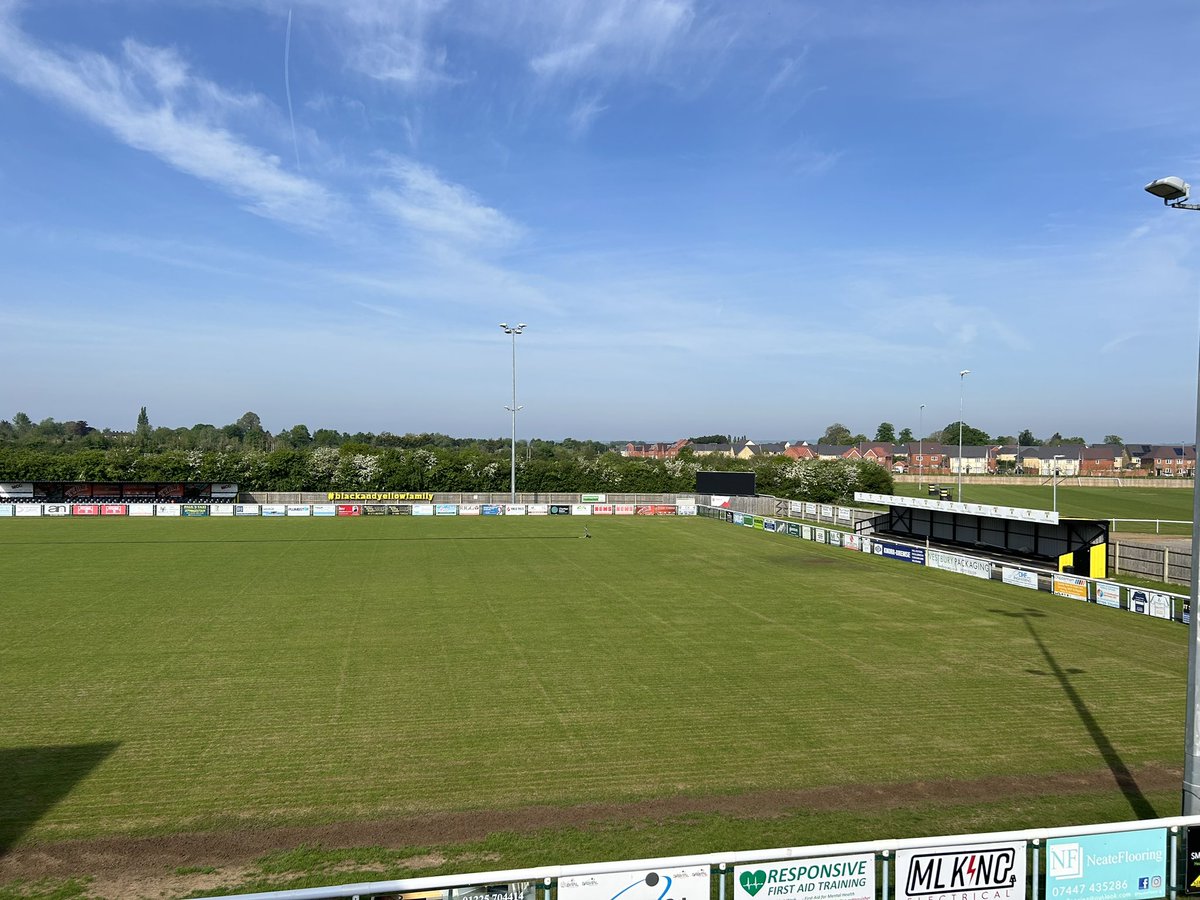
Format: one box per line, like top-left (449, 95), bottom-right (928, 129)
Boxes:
top-left (960, 369), bottom-right (971, 377)
top-left (517, 323), bottom-right (528, 329)
top-left (499, 322), bottom-right (508, 329)
top-left (1145, 176), bottom-right (1190, 202)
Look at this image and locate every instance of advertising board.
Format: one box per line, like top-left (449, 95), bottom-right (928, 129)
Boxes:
top-left (412, 504), bottom-right (435, 516)
top-left (528, 503), bottom-right (549, 515)
top-left (734, 854), bottom-right (874, 900)
top-left (1046, 829), bottom-right (1166, 900)
top-left (1052, 575), bottom-right (1089, 601)
top-left (211, 483), bottom-right (239, 498)
top-left (859, 537), bottom-right (872, 554)
top-left (843, 534), bottom-right (861, 551)
top-left (638, 505), bottom-right (677, 515)
top-left (592, 504), bottom-right (613, 515)
top-left (100, 504), bottom-right (128, 516)
top-left (710, 495), bottom-right (732, 509)
top-left (235, 504), bottom-right (262, 516)
top-left (787, 523), bottom-right (801, 537)
top-left (571, 504), bottom-right (592, 516)
top-left (801, 525), bottom-right (812, 540)
top-left (790, 501), bottom-right (805, 517)
top-left (855, 491), bottom-right (1059, 525)
top-left (261, 504), bottom-right (286, 517)
top-left (827, 530), bottom-right (842, 547)
top-left (435, 504), bottom-right (459, 516)
top-left (805, 502), bottom-right (818, 516)
top-left (285, 504), bottom-right (311, 516)
top-left (896, 842), bottom-right (1025, 900)
top-left (927, 549), bottom-right (992, 580)
top-left (549, 504), bottom-right (571, 515)
top-left (15, 504), bottom-right (42, 516)
top-left (209, 504), bottom-right (235, 516)
top-left (838, 507), bottom-right (852, 521)
top-left (614, 504), bottom-right (637, 515)
top-left (0, 482), bottom-right (33, 498)
top-left (1130, 590), bottom-right (1172, 620)
top-left (482, 504), bottom-right (504, 516)
top-left (312, 504), bottom-right (337, 517)
top-left (733, 512), bottom-right (745, 525)
top-left (820, 505), bottom-right (834, 518)
top-left (1186, 824), bottom-right (1200, 894)
top-left (1002, 568), bottom-right (1039, 590)
top-left (44, 504), bottom-right (70, 517)
top-left (458, 504), bottom-right (481, 516)
top-left (0, 504), bottom-right (12, 517)
top-left (676, 498), bottom-right (697, 516)
top-left (505, 504), bottom-right (527, 516)
top-left (580, 493), bottom-right (607, 503)
top-left (763, 519), bottom-right (777, 533)
top-left (181, 504), bottom-right (210, 517)
top-left (72, 504), bottom-right (99, 516)
top-left (1096, 583), bottom-right (1121, 609)
top-left (155, 504), bottom-right (181, 517)
top-left (814, 528), bottom-right (826, 543)
top-left (558, 865), bottom-right (710, 900)
top-left (872, 540), bottom-right (926, 565)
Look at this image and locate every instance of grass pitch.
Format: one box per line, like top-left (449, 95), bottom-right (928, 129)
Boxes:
top-left (0, 515), bottom-right (1189, 892)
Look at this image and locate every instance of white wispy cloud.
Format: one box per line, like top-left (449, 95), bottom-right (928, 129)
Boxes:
top-left (0, 10), bottom-right (342, 231)
top-left (527, 0), bottom-right (694, 79)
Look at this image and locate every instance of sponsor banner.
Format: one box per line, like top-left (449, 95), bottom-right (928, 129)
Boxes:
top-left (0, 482), bottom-right (33, 498)
top-left (872, 540), bottom-right (926, 565)
top-left (860, 537), bottom-right (872, 554)
top-left (558, 865), bottom-right (710, 900)
top-left (458, 504), bottom-right (481, 516)
top-left (726, 510), bottom-right (735, 523)
top-left (482, 504), bottom-right (505, 516)
top-left (820, 504), bottom-right (834, 518)
top-left (0, 504), bottom-right (12, 517)
top-left (615, 504), bottom-right (637, 515)
top-left (814, 528), bottom-right (826, 543)
top-left (328, 491), bottom-right (433, 501)
top-left (763, 519), bottom-right (777, 533)
top-left (43, 503), bottom-right (71, 517)
top-left (676, 498), bottom-right (697, 516)
top-left (837, 507), bottom-right (852, 521)
top-left (580, 493), bottom-right (607, 503)
top-left (312, 504), bottom-right (337, 517)
top-left (1185, 824), bottom-right (1200, 894)
top-left (1096, 583), bottom-right (1121, 609)
top-left (211, 483), bottom-right (239, 498)
top-left (805, 502), bottom-right (818, 516)
top-left (787, 523), bottom-right (801, 537)
top-left (733, 512), bottom-right (746, 526)
top-left (435, 504), bottom-right (459, 516)
top-left (734, 854), bottom-right (874, 900)
top-left (334, 504), bottom-right (359, 517)
top-left (100, 504), bottom-right (128, 516)
top-left (1052, 575), bottom-right (1089, 601)
top-left (1130, 590), bottom-right (1172, 620)
top-left (261, 504), bottom-right (287, 517)
top-left (181, 504), bottom-right (210, 517)
top-left (855, 491), bottom-right (1059, 525)
top-left (72, 504), bottom-right (100, 516)
top-left (155, 503), bottom-right (181, 517)
top-left (571, 504), bottom-right (592, 516)
top-left (593, 504), bottom-right (614, 515)
top-left (412, 504), bottom-right (435, 517)
top-left (505, 504), bottom-right (528, 516)
top-left (1002, 567), bottom-right (1040, 590)
top-left (827, 530), bottom-right (843, 547)
top-left (896, 842), bottom-right (1026, 900)
top-left (235, 504), bottom-right (262, 516)
top-left (637, 505), bottom-right (677, 515)
top-left (1046, 829), bottom-right (1166, 900)
top-left (844, 533), bottom-right (861, 551)
top-left (927, 549), bottom-right (992, 580)
top-left (801, 525), bottom-right (812, 540)
top-left (285, 504), bottom-right (311, 516)
top-left (210, 504), bottom-right (235, 516)
top-left (15, 503), bottom-right (42, 517)
top-left (749, 516), bottom-right (760, 529)
top-left (711, 495), bottom-right (732, 509)
top-left (790, 501), bottom-right (805, 517)
top-left (528, 504), bottom-right (550, 516)
top-left (550, 504), bottom-right (572, 515)
top-left (1186, 597), bottom-right (1192, 625)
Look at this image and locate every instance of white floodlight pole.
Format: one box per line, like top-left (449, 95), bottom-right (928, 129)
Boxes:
top-left (1052, 454), bottom-right (1064, 513)
top-left (958, 370), bottom-right (971, 499)
top-left (919, 404), bottom-right (926, 490)
top-left (499, 323), bottom-right (527, 503)
top-left (1144, 176), bottom-right (1200, 814)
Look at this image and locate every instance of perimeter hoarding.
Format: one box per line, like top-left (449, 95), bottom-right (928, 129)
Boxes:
top-left (549, 504), bottom-right (571, 515)
top-left (155, 504), bottom-right (181, 517)
top-left (285, 504), bottom-right (311, 516)
top-left (558, 865), bottom-right (710, 900)
top-left (1053, 575), bottom-right (1089, 601)
top-left (43, 504), bottom-right (70, 517)
top-left (435, 504), bottom-right (458, 516)
top-left (1130, 590), bottom-right (1172, 620)
top-left (1002, 568), bottom-right (1039, 590)
top-left (528, 504), bottom-right (550, 515)
top-left (872, 540), bottom-right (926, 565)
top-left (734, 854), bottom-right (874, 900)
top-left (927, 549), bottom-right (992, 580)
top-left (14, 504), bottom-right (41, 516)
top-left (1096, 583), bottom-right (1121, 609)
top-left (483, 504), bottom-right (504, 516)
top-left (261, 504), bottom-right (286, 517)
top-left (895, 842), bottom-right (1025, 900)
top-left (412, 504), bottom-right (435, 516)
top-left (128, 503), bottom-right (155, 516)
top-left (312, 504), bottom-right (336, 516)
top-left (0, 504), bottom-right (12, 517)
top-left (181, 504), bottom-right (210, 517)
top-left (235, 504), bottom-right (262, 516)
top-left (459, 504), bottom-right (481, 516)
top-left (1046, 829), bottom-right (1167, 900)
top-left (572, 504), bottom-right (592, 515)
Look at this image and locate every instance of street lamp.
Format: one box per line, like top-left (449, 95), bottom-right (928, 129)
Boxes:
top-left (499, 323), bottom-right (527, 502)
top-left (919, 403), bottom-right (926, 490)
top-left (1144, 175), bottom-right (1200, 815)
top-left (1052, 454), bottom-right (1064, 513)
top-left (958, 370), bottom-right (971, 500)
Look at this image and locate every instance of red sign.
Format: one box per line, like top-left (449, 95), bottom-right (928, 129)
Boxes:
top-left (101, 504), bottom-right (128, 516)
top-left (335, 504), bottom-right (361, 517)
top-left (636, 505), bottom-right (678, 516)
top-left (72, 504), bottom-right (100, 516)
top-left (592, 504), bottom-right (614, 515)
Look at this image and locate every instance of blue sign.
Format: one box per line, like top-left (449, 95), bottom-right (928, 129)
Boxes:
top-left (872, 540), bottom-right (926, 565)
top-left (482, 504), bottom-right (503, 516)
top-left (1046, 829), bottom-right (1167, 900)
top-left (763, 519), bottom-right (777, 532)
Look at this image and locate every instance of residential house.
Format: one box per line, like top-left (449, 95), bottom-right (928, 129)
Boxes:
top-left (1019, 446), bottom-right (1082, 477)
top-left (1138, 445), bottom-right (1196, 477)
top-left (1079, 444), bottom-right (1129, 476)
top-left (948, 445), bottom-right (994, 476)
top-left (855, 442), bottom-right (894, 468)
top-left (689, 442), bottom-right (735, 458)
top-left (622, 439), bottom-right (690, 459)
top-left (903, 442), bottom-right (950, 475)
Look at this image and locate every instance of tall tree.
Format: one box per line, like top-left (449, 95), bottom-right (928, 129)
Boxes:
top-left (136, 406), bottom-right (152, 447)
top-left (940, 421), bottom-right (992, 445)
top-left (897, 427), bottom-right (914, 442)
top-left (1104, 434), bottom-right (1124, 445)
top-left (1018, 429), bottom-right (1040, 447)
top-left (819, 423), bottom-right (853, 445)
top-left (12, 412), bottom-right (32, 435)
top-left (875, 422), bottom-right (896, 442)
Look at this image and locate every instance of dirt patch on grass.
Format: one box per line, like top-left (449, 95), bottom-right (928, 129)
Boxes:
top-left (0, 763), bottom-right (1181, 898)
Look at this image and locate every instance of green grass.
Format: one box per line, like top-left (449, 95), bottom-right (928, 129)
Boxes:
top-left (0, 516), bottom-right (1191, 895)
top-left (893, 481), bottom-right (1194, 533)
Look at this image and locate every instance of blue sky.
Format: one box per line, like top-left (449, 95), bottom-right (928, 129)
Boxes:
top-left (2, 0), bottom-right (1200, 442)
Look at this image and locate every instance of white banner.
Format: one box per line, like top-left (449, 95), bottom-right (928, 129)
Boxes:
top-left (312, 504), bottom-right (337, 516)
top-left (571, 503), bottom-right (592, 515)
top-left (0, 504), bottom-right (12, 516)
top-left (896, 842), bottom-right (1026, 900)
top-left (1130, 590), bottom-right (1172, 619)
top-left (820, 504), bottom-right (834, 518)
top-left (459, 504), bottom-right (481, 516)
top-left (1002, 567), bottom-right (1039, 590)
top-left (801, 525), bottom-right (812, 540)
top-left (813, 528), bottom-right (826, 542)
top-left (844, 534), bottom-right (861, 551)
top-left (43, 503), bottom-right (70, 517)
top-left (734, 854), bottom-right (874, 900)
top-left (14, 504), bottom-right (42, 517)
top-left (789, 501), bottom-right (805, 517)
top-left (592, 504), bottom-right (614, 515)
top-left (412, 504), bottom-right (435, 516)
top-left (1095, 583), bottom-right (1121, 608)
top-left (805, 502), bottom-right (818, 516)
top-left (155, 504), bottom-right (181, 517)
top-left (210, 504), bottom-right (235, 516)
top-left (559, 866), bottom-right (710, 900)
top-left (234, 504), bottom-right (261, 516)
top-left (927, 549), bottom-right (992, 580)
top-left (859, 537), bottom-right (872, 554)
top-left (711, 495), bottom-right (732, 508)
top-left (837, 507), bottom-right (852, 521)
top-left (261, 504), bottom-right (286, 517)
top-left (127, 503), bottom-right (155, 516)
top-left (827, 530), bottom-right (843, 546)
top-left (286, 504), bottom-right (311, 516)
top-left (614, 504), bottom-right (636, 515)
top-left (435, 504), bottom-right (459, 516)
top-left (528, 504), bottom-right (550, 515)
top-left (855, 491), bottom-right (1058, 525)
top-left (504, 504), bottom-right (527, 516)
top-left (0, 482), bottom-right (33, 498)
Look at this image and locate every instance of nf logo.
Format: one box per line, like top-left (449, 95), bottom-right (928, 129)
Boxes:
top-left (1048, 844), bottom-right (1083, 879)
top-left (739, 872), bottom-right (766, 897)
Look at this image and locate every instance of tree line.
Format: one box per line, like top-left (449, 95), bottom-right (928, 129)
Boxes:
top-left (818, 422), bottom-right (1117, 447)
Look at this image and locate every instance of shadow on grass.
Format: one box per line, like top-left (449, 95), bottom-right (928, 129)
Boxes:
top-left (0, 743), bottom-right (119, 855)
top-left (2, 536), bottom-right (590, 546)
top-left (991, 607), bottom-right (1158, 818)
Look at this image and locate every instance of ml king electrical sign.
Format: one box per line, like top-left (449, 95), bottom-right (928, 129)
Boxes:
top-left (896, 843), bottom-right (1026, 900)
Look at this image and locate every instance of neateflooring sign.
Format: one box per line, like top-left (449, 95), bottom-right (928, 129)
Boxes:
top-left (1046, 829), bottom-right (1166, 900)
top-left (895, 842), bottom-right (1025, 900)
top-left (734, 854), bottom-right (873, 900)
